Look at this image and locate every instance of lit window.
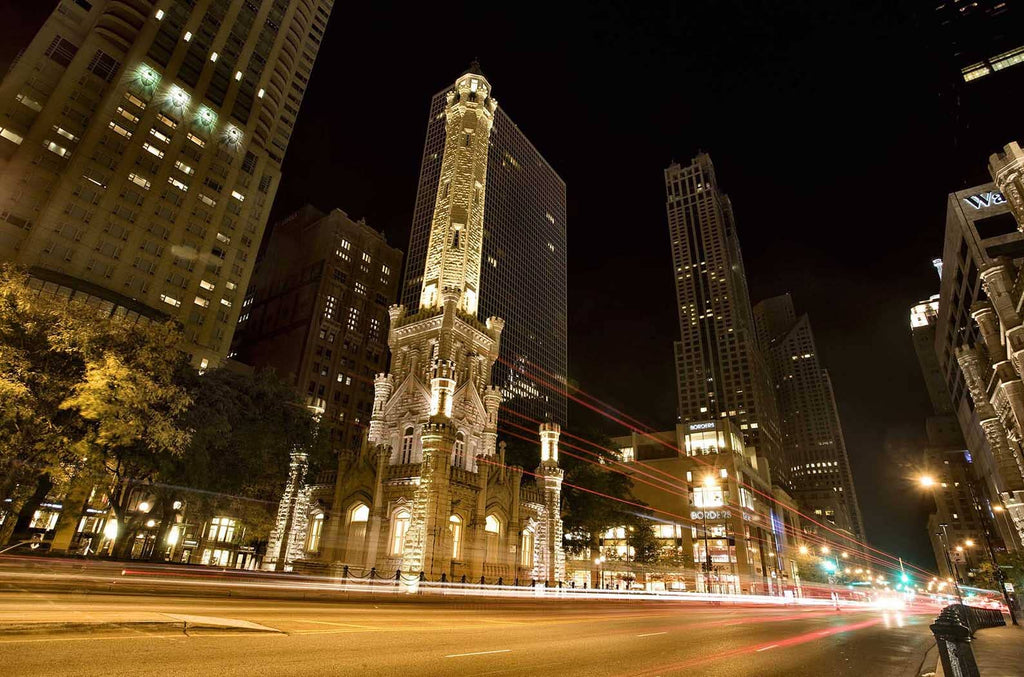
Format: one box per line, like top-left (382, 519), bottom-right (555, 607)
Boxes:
top-left (452, 432), bottom-right (466, 468)
top-left (323, 294), bottom-right (337, 320)
top-left (108, 121), bottom-right (133, 138)
top-left (198, 193), bottom-right (216, 207)
top-left (354, 282), bottom-right (366, 295)
top-left (174, 160), bottom-right (195, 175)
top-left (400, 427), bottom-right (414, 463)
top-left (160, 294), bottom-right (181, 308)
top-left (115, 106), bottom-right (139, 124)
top-left (235, 71), bottom-right (243, 81)
top-left (381, 264), bottom-right (390, 276)
top-left (216, 232), bottom-right (231, 244)
top-left (200, 280), bottom-right (215, 291)
top-left (362, 252), bottom-right (371, 264)
top-left (210, 52), bottom-right (218, 63)
top-left (44, 140), bottom-right (69, 157)
top-left (207, 516), bottom-right (236, 542)
top-left (338, 239), bottom-right (351, 250)
top-left (347, 307), bottom-right (359, 331)
top-left (183, 31), bottom-right (192, 42)
top-left (220, 298), bottom-right (232, 308)
top-left (142, 142), bottom-right (164, 158)
top-left (123, 92), bottom-right (147, 109)
top-left (438, 515), bottom-right (459, 561)
top-left (350, 504), bottom-right (370, 523)
top-left (155, 8), bottom-right (164, 20)
top-left (16, 93), bottom-right (42, 112)
top-left (194, 296), bottom-right (210, 308)
top-left (231, 190), bottom-right (245, 201)
top-left (484, 515), bottom-right (501, 561)
top-left (225, 280), bottom-right (237, 291)
top-left (306, 513), bottom-right (324, 553)
top-left (257, 88), bottom-right (265, 98)
top-left (156, 113), bottom-right (177, 129)
top-left (520, 528), bottom-right (534, 567)
top-left (187, 132), bottom-right (206, 148)
top-left (53, 126), bottom-right (78, 142)
top-left (128, 173), bottom-right (151, 190)
top-left (389, 509), bottom-right (411, 556)
top-left (168, 177), bottom-right (188, 192)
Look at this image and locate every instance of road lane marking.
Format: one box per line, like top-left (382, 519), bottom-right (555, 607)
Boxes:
top-left (292, 619), bottom-right (378, 629)
top-left (636, 632), bottom-right (667, 637)
top-left (445, 649), bottom-right (512, 658)
top-left (756, 644), bottom-right (778, 652)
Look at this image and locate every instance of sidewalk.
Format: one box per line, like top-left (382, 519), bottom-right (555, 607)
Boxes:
top-left (933, 616), bottom-right (1024, 677)
top-left (971, 621), bottom-right (1024, 676)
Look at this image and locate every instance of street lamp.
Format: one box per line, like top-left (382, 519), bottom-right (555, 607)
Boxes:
top-left (919, 468), bottom-right (1017, 624)
top-left (594, 556), bottom-right (606, 589)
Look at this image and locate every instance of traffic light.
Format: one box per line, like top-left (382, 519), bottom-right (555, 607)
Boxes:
top-left (900, 573), bottom-right (910, 585)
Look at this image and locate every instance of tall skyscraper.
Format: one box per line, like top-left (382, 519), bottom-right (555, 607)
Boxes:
top-left (230, 205), bottom-right (403, 452)
top-left (753, 294), bottom-right (865, 540)
top-left (0, 0), bottom-right (333, 367)
top-left (665, 154), bottom-right (784, 486)
top-left (401, 64), bottom-right (567, 427)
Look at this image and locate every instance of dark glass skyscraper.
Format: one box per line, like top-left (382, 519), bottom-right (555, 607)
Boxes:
top-left (402, 71), bottom-right (567, 426)
top-left (753, 294), bottom-right (865, 540)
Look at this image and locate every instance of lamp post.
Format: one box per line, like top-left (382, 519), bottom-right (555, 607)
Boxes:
top-left (962, 476), bottom-right (1019, 625)
top-left (920, 473), bottom-right (1017, 623)
top-left (594, 555), bottom-right (606, 590)
top-left (937, 522), bottom-right (964, 605)
top-left (701, 475), bottom-right (717, 594)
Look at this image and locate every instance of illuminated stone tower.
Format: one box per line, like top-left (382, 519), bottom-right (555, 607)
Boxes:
top-left (418, 69), bottom-right (496, 317)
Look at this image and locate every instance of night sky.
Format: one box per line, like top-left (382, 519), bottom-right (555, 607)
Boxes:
top-left (7, 1), bottom-right (1013, 568)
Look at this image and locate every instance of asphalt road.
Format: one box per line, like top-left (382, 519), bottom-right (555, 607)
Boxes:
top-left (0, 592), bottom-right (939, 677)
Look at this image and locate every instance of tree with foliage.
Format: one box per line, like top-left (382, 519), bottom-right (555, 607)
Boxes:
top-left (0, 265), bottom-right (191, 547)
top-left (972, 550), bottom-right (1024, 595)
top-left (140, 366), bottom-right (330, 560)
top-left (626, 521), bottom-right (662, 565)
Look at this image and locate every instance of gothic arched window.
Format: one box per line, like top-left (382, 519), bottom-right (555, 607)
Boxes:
top-left (449, 514), bottom-right (463, 560)
top-left (400, 427), bottom-right (414, 464)
top-left (453, 432), bottom-right (466, 469)
top-left (390, 508), bottom-right (411, 556)
top-left (484, 514), bottom-right (501, 562)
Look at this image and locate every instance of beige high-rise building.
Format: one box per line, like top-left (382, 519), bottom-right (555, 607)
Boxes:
top-left (0, 0), bottom-right (333, 366)
top-left (665, 154), bottom-right (784, 486)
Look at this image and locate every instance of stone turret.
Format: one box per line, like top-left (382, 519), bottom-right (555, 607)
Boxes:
top-left (419, 69), bottom-right (497, 317)
top-left (990, 141), bottom-right (1024, 226)
top-left (536, 422), bottom-right (565, 584)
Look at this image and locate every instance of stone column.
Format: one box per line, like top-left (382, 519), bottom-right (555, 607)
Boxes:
top-left (363, 444), bottom-right (390, 569)
top-left (980, 262), bottom-right (1022, 338)
top-left (537, 423), bottom-right (566, 585)
top-left (264, 449), bottom-right (309, 571)
top-left (401, 422), bottom-right (455, 579)
top-left (972, 303), bottom-right (1004, 364)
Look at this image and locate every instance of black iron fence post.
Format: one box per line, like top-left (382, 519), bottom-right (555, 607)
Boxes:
top-left (931, 605), bottom-right (980, 677)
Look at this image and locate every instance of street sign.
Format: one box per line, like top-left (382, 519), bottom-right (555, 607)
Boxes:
top-left (950, 551), bottom-right (966, 564)
top-left (1005, 582), bottom-right (1015, 593)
